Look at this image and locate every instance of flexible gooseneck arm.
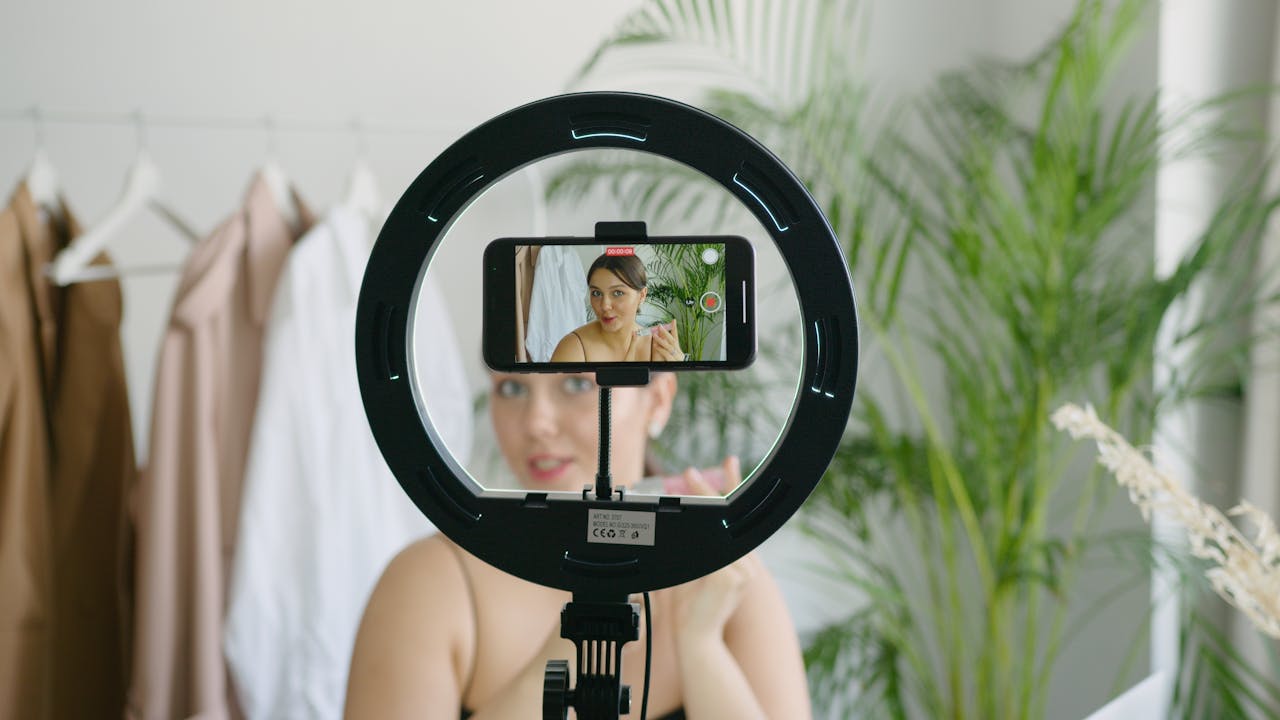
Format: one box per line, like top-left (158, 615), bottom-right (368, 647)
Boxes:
top-left (595, 387), bottom-right (613, 501)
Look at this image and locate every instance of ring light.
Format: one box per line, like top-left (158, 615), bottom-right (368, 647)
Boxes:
top-left (355, 92), bottom-right (858, 597)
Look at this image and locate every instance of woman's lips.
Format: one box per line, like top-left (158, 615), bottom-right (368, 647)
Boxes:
top-left (602, 315), bottom-right (618, 326)
top-left (527, 455), bottom-right (572, 484)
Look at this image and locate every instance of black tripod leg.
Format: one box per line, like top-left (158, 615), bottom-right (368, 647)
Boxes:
top-left (544, 659), bottom-right (571, 720)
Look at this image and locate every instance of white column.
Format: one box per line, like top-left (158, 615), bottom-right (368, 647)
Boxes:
top-left (1154, 0), bottom-right (1276, 680)
top-left (1237, 2), bottom-right (1280, 683)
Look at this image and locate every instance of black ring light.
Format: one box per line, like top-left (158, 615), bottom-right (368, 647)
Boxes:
top-left (356, 91), bottom-right (858, 597)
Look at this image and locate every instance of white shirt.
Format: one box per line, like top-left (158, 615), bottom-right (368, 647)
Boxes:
top-left (223, 206), bottom-right (473, 719)
top-left (525, 244), bottom-right (588, 362)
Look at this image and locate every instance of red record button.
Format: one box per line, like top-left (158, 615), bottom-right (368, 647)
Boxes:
top-left (699, 291), bottom-right (723, 313)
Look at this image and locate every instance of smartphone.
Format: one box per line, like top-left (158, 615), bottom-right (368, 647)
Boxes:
top-left (483, 235), bottom-right (756, 372)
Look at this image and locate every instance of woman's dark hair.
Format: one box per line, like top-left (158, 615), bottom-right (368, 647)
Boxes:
top-left (587, 253), bottom-right (647, 291)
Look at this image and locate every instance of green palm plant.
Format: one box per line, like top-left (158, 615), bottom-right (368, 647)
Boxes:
top-left (642, 242), bottom-right (726, 361)
top-left (552, 0), bottom-right (1280, 716)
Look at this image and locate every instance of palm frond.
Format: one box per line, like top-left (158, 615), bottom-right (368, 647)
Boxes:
top-left (557, 0), bottom-right (1280, 717)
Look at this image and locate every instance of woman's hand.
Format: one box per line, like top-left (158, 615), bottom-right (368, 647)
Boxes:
top-left (669, 553), bottom-right (762, 646)
top-left (651, 319), bottom-right (684, 362)
top-left (667, 454), bottom-right (746, 643)
top-left (648, 457), bottom-right (809, 720)
top-left (660, 455), bottom-right (811, 719)
top-left (671, 454), bottom-right (739, 496)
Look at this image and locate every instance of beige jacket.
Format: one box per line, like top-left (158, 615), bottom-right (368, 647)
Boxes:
top-left (0, 184), bottom-right (136, 720)
top-left (0, 183), bottom-right (58, 720)
top-left (129, 176), bottom-right (311, 720)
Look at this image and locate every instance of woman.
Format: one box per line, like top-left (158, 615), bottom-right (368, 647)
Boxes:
top-left (550, 253), bottom-right (684, 363)
top-left (345, 372), bottom-right (811, 719)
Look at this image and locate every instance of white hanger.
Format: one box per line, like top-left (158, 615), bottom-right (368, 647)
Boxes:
top-left (343, 120), bottom-right (389, 240)
top-left (260, 116), bottom-right (303, 232)
top-left (343, 158), bottom-right (381, 222)
top-left (343, 121), bottom-right (381, 219)
top-left (26, 107), bottom-right (61, 214)
top-left (47, 114), bottom-right (200, 285)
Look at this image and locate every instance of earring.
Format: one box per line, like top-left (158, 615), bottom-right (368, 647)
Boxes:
top-left (648, 421), bottom-right (664, 439)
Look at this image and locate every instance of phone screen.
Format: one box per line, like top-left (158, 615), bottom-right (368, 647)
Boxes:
top-left (483, 236), bottom-right (755, 371)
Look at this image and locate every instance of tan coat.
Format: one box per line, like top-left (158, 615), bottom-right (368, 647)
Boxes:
top-left (46, 215), bottom-right (137, 718)
top-left (0, 184), bottom-right (136, 720)
top-left (128, 176), bottom-right (311, 720)
top-left (0, 183), bottom-right (58, 720)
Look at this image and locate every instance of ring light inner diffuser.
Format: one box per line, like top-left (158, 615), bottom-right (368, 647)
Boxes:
top-left (409, 152), bottom-right (803, 496)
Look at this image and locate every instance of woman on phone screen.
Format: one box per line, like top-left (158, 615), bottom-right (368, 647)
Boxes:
top-left (550, 253), bottom-right (684, 363)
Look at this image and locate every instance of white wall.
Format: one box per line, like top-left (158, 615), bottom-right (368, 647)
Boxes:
top-left (0, 1), bottom-right (1159, 718)
top-left (0, 0), bottom-right (645, 456)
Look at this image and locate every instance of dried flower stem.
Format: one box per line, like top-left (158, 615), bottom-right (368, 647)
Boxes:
top-left (1051, 403), bottom-right (1280, 639)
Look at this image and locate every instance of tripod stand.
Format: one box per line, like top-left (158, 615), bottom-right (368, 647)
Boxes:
top-left (543, 595), bottom-right (641, 719)
top-left (543, 372), bottom-right (651, 720)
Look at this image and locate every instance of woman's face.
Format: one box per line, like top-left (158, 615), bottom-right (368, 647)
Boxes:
top-left (589, 268), bottom-right (646, 333)
top-left (489, 372), bottom-right (673, 492)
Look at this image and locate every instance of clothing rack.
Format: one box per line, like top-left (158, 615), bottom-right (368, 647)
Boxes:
top-left (0, 106), bottom-right (454, 142)
top-left (1, 105), bottom-right (551, 239)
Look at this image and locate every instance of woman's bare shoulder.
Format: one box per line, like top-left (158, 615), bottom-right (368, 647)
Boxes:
top-left (551, 323), bottom-right (598, 362)
top-left (382, 533), bottom-right (456, 578)
top-left (346, 533), bottom-right (474, 717)
top-left (358, 534), bottom-right (473, 640)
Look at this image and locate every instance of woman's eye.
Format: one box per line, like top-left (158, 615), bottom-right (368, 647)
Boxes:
top-left (613, 290), bottom-right (625, 298)
top-left (494, 379), bottom-right (527, 398)
top-left (562, 376), bottom-right (595, 395)
top-left (590, 290), bottom-right (601, 298)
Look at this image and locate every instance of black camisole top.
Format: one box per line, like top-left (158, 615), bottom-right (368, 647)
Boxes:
top-left (461, 707), bottom-right (685, 719)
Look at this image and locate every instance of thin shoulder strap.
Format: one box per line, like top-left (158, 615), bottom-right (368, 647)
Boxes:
top-left (572, 330), bottom-right (587, 360)
top-left (445, 541), bottom-right (480, 708)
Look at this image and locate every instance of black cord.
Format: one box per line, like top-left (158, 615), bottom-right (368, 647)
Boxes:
top-left (641, 592), bottom-right (652, 720)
